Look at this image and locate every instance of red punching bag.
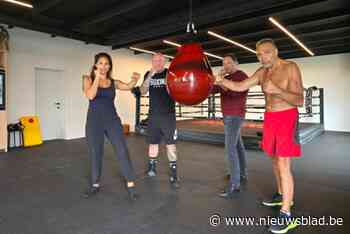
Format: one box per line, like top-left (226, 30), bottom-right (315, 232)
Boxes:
top-left (166, 43), bottom-right (214, 105)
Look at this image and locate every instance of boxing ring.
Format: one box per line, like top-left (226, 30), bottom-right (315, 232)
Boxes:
top-left (134, 87), bottom-right (324, 150)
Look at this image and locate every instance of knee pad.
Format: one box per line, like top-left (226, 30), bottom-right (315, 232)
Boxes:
top-left (166, 145), bottom-right (177, 162)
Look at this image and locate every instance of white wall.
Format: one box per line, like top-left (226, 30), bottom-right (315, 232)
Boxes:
top-left (6, 27), bottom-right (152, 139)
top-left (6, 27), bottom-right (350, 139)
top-left (215, 53), bottom-right (350, 132)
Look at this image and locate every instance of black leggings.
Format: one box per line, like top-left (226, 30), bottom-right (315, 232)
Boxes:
top-left (86, 116), bottom-right (136, 185)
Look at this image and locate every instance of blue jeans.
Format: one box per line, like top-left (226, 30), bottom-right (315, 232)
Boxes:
top-left (223, 116), bottom-right (247, 186)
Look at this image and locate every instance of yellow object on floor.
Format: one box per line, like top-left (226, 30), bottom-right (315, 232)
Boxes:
top-left (20, 116), bottom-right (43, 147)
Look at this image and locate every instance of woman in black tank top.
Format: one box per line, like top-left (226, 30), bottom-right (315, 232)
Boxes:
top-left (82, 52), bottom-right (140, 200)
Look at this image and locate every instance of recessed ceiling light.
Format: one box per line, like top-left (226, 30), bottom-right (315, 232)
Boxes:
top-left (269, 16), bottom-right (314, 56)
top-left (129, 46), bottom-right (174, 59)
top-left (2, 0), bottom-right (33, 8)
top-left (207, 31), bottom-right (256, 54)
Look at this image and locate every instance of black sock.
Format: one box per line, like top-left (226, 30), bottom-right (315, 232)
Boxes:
top-left (149, 157), bottom-right (158, 164)
top-left (169, 161), bottom-right (177, 168)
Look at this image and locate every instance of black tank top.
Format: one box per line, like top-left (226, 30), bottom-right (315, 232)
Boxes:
top-left (145, 68), bottom-right (175, 115)
top-left (87, 79), bottom-right (118, 120)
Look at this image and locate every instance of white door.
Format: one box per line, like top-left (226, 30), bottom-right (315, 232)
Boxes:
top-left (35, 68), bottom-right (65, 141)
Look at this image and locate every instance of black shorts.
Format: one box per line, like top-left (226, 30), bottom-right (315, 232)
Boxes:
top-left (147, 114), bottom-right (177, 145)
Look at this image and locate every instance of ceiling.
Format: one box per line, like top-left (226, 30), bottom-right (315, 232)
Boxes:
top-left (0, 0), bottom-right (348, 65)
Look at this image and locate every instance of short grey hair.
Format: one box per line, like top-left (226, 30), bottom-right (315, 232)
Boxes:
top-left (256, 38), bottom-right (277, 49)
top-left (153, 53), bottom-right (165, 60)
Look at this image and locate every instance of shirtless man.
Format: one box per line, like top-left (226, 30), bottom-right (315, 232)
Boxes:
top-left (215, 38), bottom-right (304, 234)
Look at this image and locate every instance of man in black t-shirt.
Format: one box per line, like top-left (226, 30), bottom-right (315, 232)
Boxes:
top-left (132, 53), bottom-right (179, 187)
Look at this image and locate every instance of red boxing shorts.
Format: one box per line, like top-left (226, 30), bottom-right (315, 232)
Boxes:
top-left (261, 108), bottom-right (301, 157)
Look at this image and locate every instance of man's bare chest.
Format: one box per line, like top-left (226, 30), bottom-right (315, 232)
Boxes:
top-left (262, 69), bottom-right (289, 89)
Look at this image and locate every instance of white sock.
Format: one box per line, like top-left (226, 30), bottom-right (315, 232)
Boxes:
top-left (281, 210), bottom-right (291, 217)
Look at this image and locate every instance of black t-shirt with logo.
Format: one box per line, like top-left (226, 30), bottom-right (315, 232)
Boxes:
top-left (144, 68), bottom-right (175, 116)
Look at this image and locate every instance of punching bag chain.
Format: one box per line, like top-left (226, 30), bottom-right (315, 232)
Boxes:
top-left (186, 0), bottom-right (197, 34)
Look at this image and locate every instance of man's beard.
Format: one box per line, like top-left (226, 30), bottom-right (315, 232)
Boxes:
top-left (262, 63), bottom-right (272, 68)
top-left (155, 67), bottom-right (165, 73)
top-left (224, 67), bottom-right (234, 74)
